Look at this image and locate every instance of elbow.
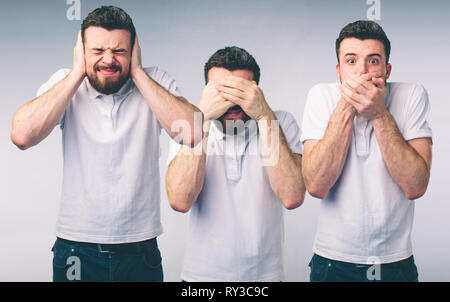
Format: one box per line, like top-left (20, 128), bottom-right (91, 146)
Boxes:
top-left (167, 193), bottom-right (195, 213)
top-left (281, 193), bottom-right (305, 210)
top-left (10, 130), bottom-right (30, 150)
top-left (169, 201), bottom-right (191, 213)
top-left (306, 182), bottom-right (329, 199)
top-left (405, 187), bottom-right (427, 201)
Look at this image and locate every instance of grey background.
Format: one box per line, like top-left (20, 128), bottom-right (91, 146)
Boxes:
top-left (1, 0), bottom-right (449, 281)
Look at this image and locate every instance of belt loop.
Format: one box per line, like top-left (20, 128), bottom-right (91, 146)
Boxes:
top-left (74, 241), bottom-right (80, 254)
top-left (97, 244), bottom-right (103, 253)
top-left (136, 242), bottom-right (142, 254)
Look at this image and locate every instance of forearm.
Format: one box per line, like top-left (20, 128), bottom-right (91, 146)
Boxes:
top-left (372, 112), bottom-right (431, 199)
top-left (132, 68), bottom-right (202, 146)
top-left (259, 112), bottom-right (305, 209)
top-left (166, 132), bottom-right (208, 213)
top-left (302, 99), bottom-right (356, 198)
top-left (11, 70), bottom-right (84, 150)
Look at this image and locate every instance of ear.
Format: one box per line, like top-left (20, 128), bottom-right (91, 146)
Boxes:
top-left (336, 63), bottom-right (340, 80)
top-left (385, 63), bottom-right (392, 80)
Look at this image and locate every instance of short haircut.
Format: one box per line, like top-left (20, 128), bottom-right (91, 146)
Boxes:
top-left (204, 46), bottom-right (261, 84)
top-left (81, 6), bottom-right (136, 47)
top-left (336, 20), bottom-right (391, 64)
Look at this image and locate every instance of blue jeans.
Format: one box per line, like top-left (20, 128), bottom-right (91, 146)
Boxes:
top-left (52, 237), bottom-right (163, 282)
top-left (309, 254), bottom-right (419, 282)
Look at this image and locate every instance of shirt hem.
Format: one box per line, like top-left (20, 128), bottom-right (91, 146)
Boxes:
top-left (312, 246), bottom-right (413, 265)
top-left (55, 228), bottom-right (163, 244)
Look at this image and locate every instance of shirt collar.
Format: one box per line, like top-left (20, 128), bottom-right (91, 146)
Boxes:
top-left (85, 76), bottom-right (135, 100)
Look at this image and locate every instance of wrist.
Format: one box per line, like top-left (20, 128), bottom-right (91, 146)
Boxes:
top-left (131, 66), bottom-right (145, 81)
top-left (257, 109), bottom-right (276, 122)
top-left (371, 109), bottom-right (391, 127)
top-left (69, 68), bottom-right (85, 82)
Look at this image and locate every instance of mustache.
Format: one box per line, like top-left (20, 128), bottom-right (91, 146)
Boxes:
top-left (95, 64), bottom-right (122, 72)
top-left (226, 105), bottom-right (242, 112)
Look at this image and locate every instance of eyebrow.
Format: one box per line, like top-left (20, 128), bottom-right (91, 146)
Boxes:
top-left (91, 48), bottom-right (127, 52)
top-left (344, 53), bottom-right (382, 58)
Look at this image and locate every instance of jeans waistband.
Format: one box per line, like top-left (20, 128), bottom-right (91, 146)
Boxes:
top-left (57, 237), bottom-right (156, 253)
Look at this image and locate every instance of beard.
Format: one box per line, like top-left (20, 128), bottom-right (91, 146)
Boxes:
top-left (87, 63), bottom-right (130, 95)
top-left (219, 105), bottom-right (251, 135)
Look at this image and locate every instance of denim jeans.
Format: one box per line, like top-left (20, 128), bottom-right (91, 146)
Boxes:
top-left (52, 237), bottom-right (163, 282)
top-left (309, 254), bottom-right (419, 282)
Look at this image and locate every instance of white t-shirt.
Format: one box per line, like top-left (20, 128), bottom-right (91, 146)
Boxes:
top-left (37, 67), bottom-right (182, 243)
top-left (167, 111), bottom-right (302, 281)
top-left (301, 82), bottom-right (432, 264)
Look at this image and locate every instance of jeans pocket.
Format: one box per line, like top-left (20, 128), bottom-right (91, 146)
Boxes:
top-left (398, 258), bottom-right (419, 282)
top-left (142, 242), bottom-right (162, 270)
top-left (52, 240), bottom-right (71, 269)
top-left (309, 255), bottom-right (330, 282)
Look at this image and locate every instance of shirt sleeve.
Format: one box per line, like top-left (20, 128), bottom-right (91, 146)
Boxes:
top-left (36, 68), bottom-right (70, 128)
top-left (300, 84), bottom-right (334, 143)
top-left (275, 111), bottom-right (303, 155)
top-left (145, 67), bottom-right (183, 98)
top-left (167, 138), bottom-right (183, 166)
top-left (402, 84), bottom-right (433, 141)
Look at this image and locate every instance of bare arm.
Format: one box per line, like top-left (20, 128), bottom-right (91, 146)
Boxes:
top-left (11, 32), bottom-right (85, 150)
top-left (302, 98), bottom-right (356, 199)
top-left (131, 37), bottom-right (202, 146)
top-left (372, 114), bottom-right (432, 200)
top-left (166, 133), bottom-right (209, 213)
top-left (258, 112), bottom-right (305, 209)
top-left (166, 81), bottom-right (234, 213)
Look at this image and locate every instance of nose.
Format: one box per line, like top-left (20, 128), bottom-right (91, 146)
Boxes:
top-left (101, 49), bottom-right (115, 65)
top-left (355, 60), bottom-right (368, 75)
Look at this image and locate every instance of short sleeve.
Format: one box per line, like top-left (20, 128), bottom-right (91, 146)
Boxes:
top-left (402, 84), bottom-right (432, 141)
top-left (300, 84), bottom-right (335, 143)
top-left (36, 68), bottom-right (70, 128)
top-left (275, 111), bottom-right (303, 155)
top-left (167, 138), bottom-right (183, 166)
top-left (144, 67), bottom-right (183, 98)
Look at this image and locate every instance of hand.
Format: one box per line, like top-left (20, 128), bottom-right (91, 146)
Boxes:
top-left (216, 76), bottom-right (272, 121)
top-left (198, 81), bottom-right (234, 121)
top-left (72, 31), bottom-right (86, 78)
top-left (131, 35), bottom-right (143, 79)
top-left (340, 73), bottom-right (388, 120)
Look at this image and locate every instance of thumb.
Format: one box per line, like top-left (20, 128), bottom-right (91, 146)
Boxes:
top-left (372, 77), bottom-right (385, 88)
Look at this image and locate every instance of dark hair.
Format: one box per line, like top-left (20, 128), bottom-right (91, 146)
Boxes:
top-left (81, 6), bottom-right (136, 46)
top-left (204, 46), bottom-right (260, 84)
top-left (336, 20), bottom-right (391, 64)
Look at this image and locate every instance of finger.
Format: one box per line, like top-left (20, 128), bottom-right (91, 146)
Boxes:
top-left (348, 74), bottom-right (373, 90)
top-left (219, 91), bottom-right (245, 106)
top-left (341, 92), bottom-right (361, 112)
top-left (216, 85), bottom-right (246, 99)
top-left (219, 76), bottom-right (252, 92)
top-left (372, 77), bottom-right (385, 88)
top-left (344, 78), bottom-right (370, 94)
top-left (340, 85), bottom-right (364, 105)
